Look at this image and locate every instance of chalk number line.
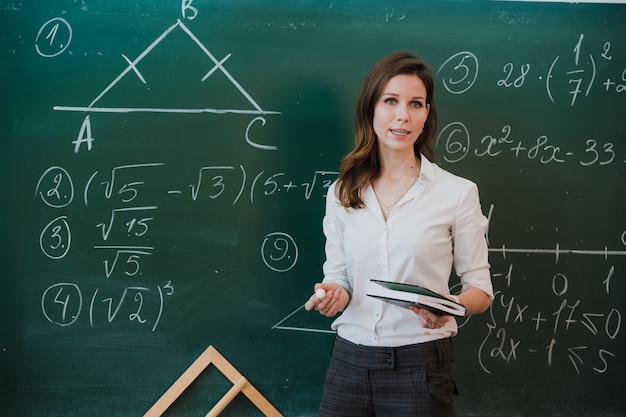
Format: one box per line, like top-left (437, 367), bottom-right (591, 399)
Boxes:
top-left (490, 244), bottom-right (626, 264)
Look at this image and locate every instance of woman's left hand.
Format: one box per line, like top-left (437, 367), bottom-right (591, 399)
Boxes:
top-left (409, 306), bottom-right (452, 330)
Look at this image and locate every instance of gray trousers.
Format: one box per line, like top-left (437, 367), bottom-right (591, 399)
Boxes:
top-left (319, 336), bottom-right (457, 417)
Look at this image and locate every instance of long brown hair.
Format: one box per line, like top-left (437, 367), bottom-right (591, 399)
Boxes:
top-left (336, 51), bottom-right (438, 208)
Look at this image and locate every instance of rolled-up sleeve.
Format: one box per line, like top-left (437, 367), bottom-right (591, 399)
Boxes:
top-left (321, 183), bottom-right (353, 295)
top-left (453, 183), bottom-right (494, 299)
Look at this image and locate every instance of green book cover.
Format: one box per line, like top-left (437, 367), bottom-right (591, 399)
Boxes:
top-left (370, 279), bottom-right (449, 300)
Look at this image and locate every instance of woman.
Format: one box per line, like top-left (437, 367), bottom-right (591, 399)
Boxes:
top-left (305, 51), bottom-right (494, 417)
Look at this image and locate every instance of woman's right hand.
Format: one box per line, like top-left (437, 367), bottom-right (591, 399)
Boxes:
top-left (304, 283), bottom-right (350, 317)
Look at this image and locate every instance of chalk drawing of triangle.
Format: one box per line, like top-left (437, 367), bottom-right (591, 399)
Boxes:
top-left (271, 304), bottom-right (335, 334)
top-left (54, 19), bottom-right (280, 116)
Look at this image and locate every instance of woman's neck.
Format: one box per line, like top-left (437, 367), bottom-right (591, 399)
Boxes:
top-left (378, 153), bottom-right (421, 180)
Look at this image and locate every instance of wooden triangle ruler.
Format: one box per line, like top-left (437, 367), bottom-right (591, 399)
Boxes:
top-left (144, 345), bottom-right (283, 417)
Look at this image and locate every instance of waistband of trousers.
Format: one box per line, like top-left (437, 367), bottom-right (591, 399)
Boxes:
top-left (330, 335), bottom-right (454, 370)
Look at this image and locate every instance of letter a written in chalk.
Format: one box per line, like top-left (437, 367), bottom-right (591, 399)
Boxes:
top-left (73, 115), bottom-right (94, 153)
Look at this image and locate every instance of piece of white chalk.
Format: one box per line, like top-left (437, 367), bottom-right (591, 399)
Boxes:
top-left (315, 288), bottom-right (326, 299)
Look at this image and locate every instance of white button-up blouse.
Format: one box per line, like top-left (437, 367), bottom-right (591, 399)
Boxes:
top-left (322, 155), bottom-right (493, 347)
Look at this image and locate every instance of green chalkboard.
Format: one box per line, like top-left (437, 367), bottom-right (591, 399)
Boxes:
top-left (1, 1), bottom-right (625, 416)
